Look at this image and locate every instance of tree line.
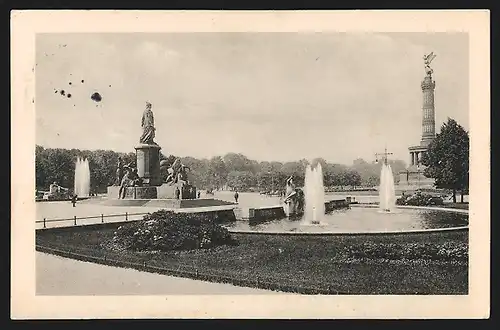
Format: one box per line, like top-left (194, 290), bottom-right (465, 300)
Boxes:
top-left (35, 117), bottom-right (469, 199)
top-left (35, 146), bottom-right (407, 193)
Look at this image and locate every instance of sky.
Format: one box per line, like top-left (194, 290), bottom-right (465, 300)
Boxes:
top-left (35, 32), bottom-right (469, 166)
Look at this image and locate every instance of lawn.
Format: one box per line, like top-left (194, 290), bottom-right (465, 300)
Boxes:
top-left (441, 203), bottom-right (469, 210)
top-left (36, 225), bottom-right (468, 295)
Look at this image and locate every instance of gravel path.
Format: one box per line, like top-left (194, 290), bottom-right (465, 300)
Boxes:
top-left (36, 252), bottom-right (283, 295)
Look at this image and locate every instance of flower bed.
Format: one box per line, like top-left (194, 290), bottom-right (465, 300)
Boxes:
top-left (109, 210), bottom-right (237, 252)
top-left (396, 193), bottom-right (445, 206)
top-left (340, 241), bottom-right (467, 263)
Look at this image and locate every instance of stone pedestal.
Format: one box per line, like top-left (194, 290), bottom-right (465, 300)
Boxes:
top-left (135, 143), bottom-right (162, 186)
top-left (107, 185), bottom-right (158, 199)
top-left (157, 183), bottom-right (197, 200)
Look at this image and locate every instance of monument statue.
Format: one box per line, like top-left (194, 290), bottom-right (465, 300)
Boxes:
top-left (115, 157), bottom-right (124, 186)
top-left (423, 52), bottom-right (436, 76)
top-left (140, 102), bottom-right (156, 145)
top-left (283, 175), bottom-right (305, 217)
top-left (285, 176), bottom-right (296, 198)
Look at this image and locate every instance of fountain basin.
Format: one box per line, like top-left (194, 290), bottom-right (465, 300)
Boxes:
top-left (223, 206), bottom-right (468, 235)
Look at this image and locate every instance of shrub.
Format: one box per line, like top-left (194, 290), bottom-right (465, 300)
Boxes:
top-left (396, 192), bottom-right (444, 206)
top-left (112, 210), bottom-right (238, 252)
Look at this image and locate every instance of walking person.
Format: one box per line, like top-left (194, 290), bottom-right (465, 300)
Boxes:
top-left (71, 194), bottom-right (78, 207)
top-left (234, 191), bottom-right (239, 203)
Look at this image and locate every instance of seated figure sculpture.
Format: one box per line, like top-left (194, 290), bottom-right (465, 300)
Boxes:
top-left (118, 164), bottom-right (143, 199)
top-left (283, 175), bottom-right (305, 216)
top-left (114, 157), bottom-right (124, 186)
top-left (163, 158), bottom-right (191, 186)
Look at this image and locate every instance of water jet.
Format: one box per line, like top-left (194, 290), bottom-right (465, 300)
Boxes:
top-left (74, 157), bottom-right (90, 197)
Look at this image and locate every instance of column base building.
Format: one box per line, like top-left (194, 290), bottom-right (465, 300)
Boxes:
top-left (398, 142), bottom-right (436, 190)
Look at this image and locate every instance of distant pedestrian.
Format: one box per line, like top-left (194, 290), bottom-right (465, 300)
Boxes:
top-left (175, 186), bottom-right (180, 200)
top-left (71, 194), bottom-right (77, 207)
top-left (234, 191), bottom-right (239, 203)
top-left (197, 191), bottom-right (201, 199)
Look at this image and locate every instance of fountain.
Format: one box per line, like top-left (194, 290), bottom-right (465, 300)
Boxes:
top-left (74, 157), bottom-right (90, 197)
top-left (378, 162), bottom-right (396, 213)
top-left (304, 163), bottom-right (326, 225)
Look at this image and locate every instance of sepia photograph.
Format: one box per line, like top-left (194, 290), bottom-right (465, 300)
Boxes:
top-left (11, 10), bottom-right (490, 319)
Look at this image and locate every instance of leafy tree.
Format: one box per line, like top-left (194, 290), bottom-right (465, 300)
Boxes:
top-left (281, 161), bottom-right (306, 186)
top-left (226, 171), bottom-right (257, 191)
top-left (207, 156), bottom-right (228, 190)
top-left (364, 173), bottom-right (380, 187)
top-left (41, 148), bottom-right (75, 190)
top-left (422, 118), bottom-right (469, 203)
top-left (222, 153), bottom-right (255, 173)
top-left (345, 170), bottom-right (362, 189)
top-left (180, 156), bottom-right (209, 188)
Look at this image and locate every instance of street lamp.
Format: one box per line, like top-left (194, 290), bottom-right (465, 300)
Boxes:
top-left (416, 164), bottom-right (421, 190)
top-left (268, 171), bottom-right (274, 194)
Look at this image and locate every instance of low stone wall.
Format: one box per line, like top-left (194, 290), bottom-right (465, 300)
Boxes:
top-left (236, 199), bottom-right (350, 222)
top-left (252, 206), bottom-right (286, 222)
top-left (95, 198), bottom-right (236, 209)
top-left (235, 206), bottom-right (286, 222)
top-left (325, 199), bottom-right (350, 212)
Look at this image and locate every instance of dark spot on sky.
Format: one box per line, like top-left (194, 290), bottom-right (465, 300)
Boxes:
top-left (67, 94), bottom-right (72, 98)
top-left (109, 85), bottom-right (111, 87)
top-left (69, 82), bottom-right (72, 85)
top-left (60, 90), bottom-right (66, 96)
top-left (54, 90), bottom-right (58, 94)
top-left (81, 79), bottom-right (84, 83)
top-left (91, 92), bottom-right (102, 102)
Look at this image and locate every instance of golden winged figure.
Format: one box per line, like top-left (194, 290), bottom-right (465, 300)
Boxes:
top-left (423, 52), bottom-right (437, 66)
top-left (423, 52), bottom-right (437, 75)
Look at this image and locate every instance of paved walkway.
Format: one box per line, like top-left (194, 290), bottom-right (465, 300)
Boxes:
top-left (36, 252), bottom-right (283, 295)
top-left (35, 200), bottom-right (237, 229)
